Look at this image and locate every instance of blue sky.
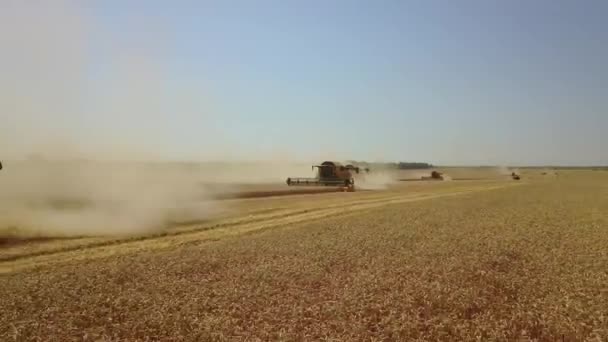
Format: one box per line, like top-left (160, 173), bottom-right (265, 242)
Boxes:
top-left (2, 0), bottom-right (607, 165)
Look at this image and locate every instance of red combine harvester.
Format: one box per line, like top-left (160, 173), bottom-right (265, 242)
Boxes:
top-left (421, 171), bottom-right (444, 181)
top-left (286, 161), bottom-right (365, 191)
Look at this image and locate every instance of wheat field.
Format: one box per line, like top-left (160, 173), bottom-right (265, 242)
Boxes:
top-left (1, 170), bottom-right (607, 341)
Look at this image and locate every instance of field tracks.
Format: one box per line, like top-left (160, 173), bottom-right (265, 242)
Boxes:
top-left (0, 182), bottom-right (522, 274)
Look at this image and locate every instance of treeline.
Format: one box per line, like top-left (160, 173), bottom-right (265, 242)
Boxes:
top-left (395, 162), bottom-right (434, 169)
top-left (347, 161), bottom-right (434, 170)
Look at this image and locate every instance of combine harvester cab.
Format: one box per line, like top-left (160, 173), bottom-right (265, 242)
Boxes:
top-left (286, 161), bottom-right (361, 191)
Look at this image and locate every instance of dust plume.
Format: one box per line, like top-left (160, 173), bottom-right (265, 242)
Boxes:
top-left (0, 1), bottom-right (219, 238)
top-left (0, 161), bottom-right (218, 237)
top-left (356, 171), bottom-right (397, 190)
top-left (496, 166), bottom-right (519, 176)
top-left (496, 166), bottom-right (511, 175)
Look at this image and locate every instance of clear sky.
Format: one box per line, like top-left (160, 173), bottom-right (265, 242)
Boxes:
top-left (1, 0), bottom-right (607, 165)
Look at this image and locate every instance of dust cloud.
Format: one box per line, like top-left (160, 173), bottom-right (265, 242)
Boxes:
top-left (0, 159), bottom-right (318, 238)
top-left (0, 1), bottom-right (302, 238)
top-left (356, 171), bottom-right (397, 190)
top-left (496, 166), bottom-right (511, 175)
top-left (496, 166), bottom-right (519, 176)
top-left (0, 161), bottom-right (220, 237)
top-left (0, 2), bottom-right (210, 238)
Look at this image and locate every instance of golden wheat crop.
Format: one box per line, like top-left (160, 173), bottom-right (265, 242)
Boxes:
top-left (1, 171), bottom-right (606, 341)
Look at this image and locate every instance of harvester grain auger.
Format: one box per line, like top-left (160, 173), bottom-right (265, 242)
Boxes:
top-left (286, 161), bottom-right (361, 191)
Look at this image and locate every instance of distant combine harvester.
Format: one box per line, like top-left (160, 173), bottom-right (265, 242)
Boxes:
top-left (421, 171), bottom-right (444, 181)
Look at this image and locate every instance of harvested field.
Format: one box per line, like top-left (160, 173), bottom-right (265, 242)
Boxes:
top-left (1, 170), bottom-right (607, 341)
top-left (214, 185), bottom-right (349, 200)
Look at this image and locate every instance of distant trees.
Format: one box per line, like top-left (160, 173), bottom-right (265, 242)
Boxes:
top-left (396, 162), bottom-right (433, 170)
